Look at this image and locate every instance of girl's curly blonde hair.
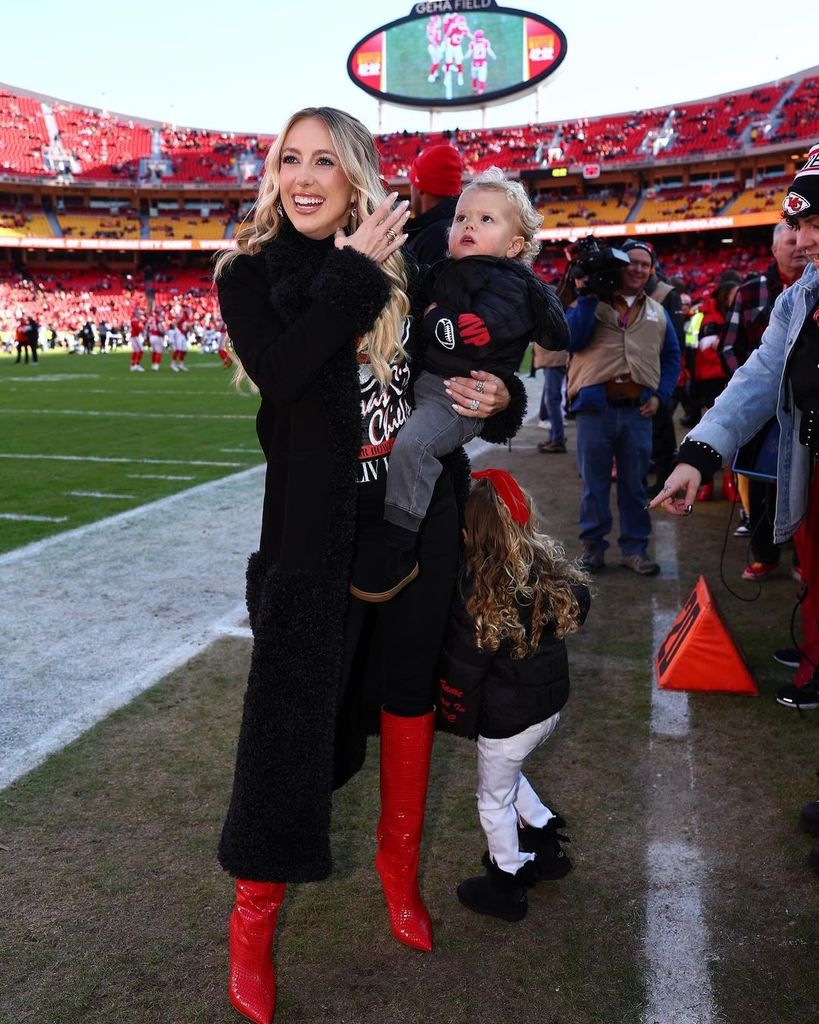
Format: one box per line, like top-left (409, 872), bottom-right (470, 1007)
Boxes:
top-left (462, 478), bottom-right (589, 658)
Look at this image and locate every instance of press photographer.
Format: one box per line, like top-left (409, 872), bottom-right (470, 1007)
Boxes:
top-left (564, 236), bottom-right (680, 576)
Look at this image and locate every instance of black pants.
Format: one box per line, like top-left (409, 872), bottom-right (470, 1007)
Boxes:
top-left (749, 478), bottom-right (780, 564)
top-left (341, 472), bottom-right (460, 719)
top-left (650, 403), bottom-right (678, 484)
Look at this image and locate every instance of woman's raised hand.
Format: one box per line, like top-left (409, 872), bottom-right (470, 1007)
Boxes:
top-left (335, 193), bottom-right (410, 264)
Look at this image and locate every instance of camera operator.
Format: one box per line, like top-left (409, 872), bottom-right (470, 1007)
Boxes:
top-left (565, 238), bottom-right (680, 575)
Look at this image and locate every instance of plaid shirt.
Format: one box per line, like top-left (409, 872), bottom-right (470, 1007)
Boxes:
top-left (719, 263), bottom-right (784, 377)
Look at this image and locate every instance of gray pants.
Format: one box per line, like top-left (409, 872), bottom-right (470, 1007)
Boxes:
top-left (385, 370), bottom-right (482, 532)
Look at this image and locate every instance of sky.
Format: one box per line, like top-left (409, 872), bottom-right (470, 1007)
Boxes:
top-left (3, 1), bottom-right (819, 138)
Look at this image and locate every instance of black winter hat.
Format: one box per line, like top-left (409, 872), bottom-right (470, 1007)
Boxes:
top-left (783, 143), bottom-right (819, 219)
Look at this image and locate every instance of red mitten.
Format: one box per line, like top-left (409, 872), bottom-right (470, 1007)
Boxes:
top-left (457, 312), bottom-right (491, 347)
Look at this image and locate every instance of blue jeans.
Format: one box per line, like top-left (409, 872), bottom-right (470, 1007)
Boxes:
top-left (575, 403), bottom-right (652, 555)
top-left (539, 367), bottom-right (566, 445)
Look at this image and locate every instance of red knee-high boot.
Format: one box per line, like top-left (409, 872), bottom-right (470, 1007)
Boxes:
top-left (228, 879), bottom-right (286, 1024)
top-left (375, 708), bottom-right (434, 952)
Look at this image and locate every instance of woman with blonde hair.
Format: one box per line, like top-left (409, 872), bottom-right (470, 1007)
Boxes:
top-left (214, 107), bottom-right (524, 1023)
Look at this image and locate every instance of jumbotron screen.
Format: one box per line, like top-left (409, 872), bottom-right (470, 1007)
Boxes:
top-left (347, 2), bottom-right (567, 110)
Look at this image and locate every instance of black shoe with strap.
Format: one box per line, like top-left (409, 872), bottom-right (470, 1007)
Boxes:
top-left (350, 523), bottom-right (419, 603)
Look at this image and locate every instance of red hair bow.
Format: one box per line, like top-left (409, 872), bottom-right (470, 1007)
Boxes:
top-left (471, 468), bottom-right (530, 525)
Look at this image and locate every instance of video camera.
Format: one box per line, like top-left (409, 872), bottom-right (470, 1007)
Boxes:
top-left (566, 236), bottom-right (631, 302)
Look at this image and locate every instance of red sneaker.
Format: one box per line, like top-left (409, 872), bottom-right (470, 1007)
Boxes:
top-left (742, 560), bottom-right (780, 581)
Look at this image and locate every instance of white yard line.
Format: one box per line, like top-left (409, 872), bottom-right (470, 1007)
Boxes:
top-left (642, 521), bottom-right (717, 1024)
top-left (1, 465), bottom-right (265, 790)
top-left (127, 473), bottom-right (195, 481)
top-left (0, 453), bottom-right (246, 467)
top-left (0, 407), bottom-right (253, 421)
top-left (67, 490), bottom-right (137, 500)
top-left (0, 512), bottom-right (68, 523)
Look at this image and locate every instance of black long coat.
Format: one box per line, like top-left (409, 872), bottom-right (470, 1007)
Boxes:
top-left (216, 224), bottom-right (526, 883)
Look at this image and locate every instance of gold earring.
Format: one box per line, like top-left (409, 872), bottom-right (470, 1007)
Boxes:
top-left (349, 206), bottom-right (357, 225)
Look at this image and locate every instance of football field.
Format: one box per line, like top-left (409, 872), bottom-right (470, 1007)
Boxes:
top-left (2, 363), bottom-right (818, 1024)
top-left (0, 347), bottom-right (262, 551)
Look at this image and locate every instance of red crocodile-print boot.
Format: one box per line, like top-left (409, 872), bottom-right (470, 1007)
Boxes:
top-left (375, 708), bottom-right (435, 952)
top-left (228, 879), bottom-right (286, 1024)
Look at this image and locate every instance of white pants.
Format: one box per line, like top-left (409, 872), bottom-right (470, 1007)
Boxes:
top-left (476, 712), bottom-right (560, 875)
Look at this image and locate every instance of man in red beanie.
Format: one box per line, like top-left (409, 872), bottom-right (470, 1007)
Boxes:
top-left (405, 143), bottom-right (464, 264)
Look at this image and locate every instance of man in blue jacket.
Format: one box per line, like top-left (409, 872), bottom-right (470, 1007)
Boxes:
top-left (566, 243), bottom-right (680, 575)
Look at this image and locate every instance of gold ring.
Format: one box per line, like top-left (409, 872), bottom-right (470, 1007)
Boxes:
top-left (385, 228), bottom-right (397, 243)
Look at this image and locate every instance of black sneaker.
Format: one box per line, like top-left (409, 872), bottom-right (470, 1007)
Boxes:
top-left (799, 801), bottom-right (819, 837)
top-left (457, 858), bottom-right (537, 922)
top-left (517, 819), bottom-right (573, 881)
top-left (775, 680), bottom-right (819, 710)
top-left (774, 647), bottom-right (802, 669)
top-left (733, 512), bottom-right (751, 537)
top-left (349, 545), bottom-right (418, 602)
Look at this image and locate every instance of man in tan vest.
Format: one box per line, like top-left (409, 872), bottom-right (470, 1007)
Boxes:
top-left (566, 241), bottom-right (680, 575)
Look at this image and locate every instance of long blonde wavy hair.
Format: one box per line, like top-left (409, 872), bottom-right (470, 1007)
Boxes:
top-left (463, 478), bottom-right (589, 657)
top-left (214, 106), bottom-right (409, 387)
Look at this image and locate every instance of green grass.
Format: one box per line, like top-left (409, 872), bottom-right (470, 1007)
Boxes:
top-left (2, 385), bottom-right (819, 1021)
top-left (0, 347), bottom-right (261, 551)
top-left (386, 13), bottom-right (523, 102)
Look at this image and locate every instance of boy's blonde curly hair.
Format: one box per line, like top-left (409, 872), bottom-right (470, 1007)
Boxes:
top-left (461, 166), bottom-right (543, 266)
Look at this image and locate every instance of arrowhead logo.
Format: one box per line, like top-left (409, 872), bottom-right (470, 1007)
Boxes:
top-left (783, 191), bottom-right (811, 215)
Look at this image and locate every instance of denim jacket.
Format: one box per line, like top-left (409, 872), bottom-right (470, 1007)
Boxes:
top-left (685, 262), bottom-right (818, 543)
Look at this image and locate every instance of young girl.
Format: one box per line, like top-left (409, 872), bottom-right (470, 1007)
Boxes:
top-left (438, 468), bottom-right (590, 921)
top-left (352, 168), bottom-right (568, 601)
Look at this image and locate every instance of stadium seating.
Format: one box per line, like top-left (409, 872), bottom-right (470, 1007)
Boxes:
top-left (635, 185), bottom-right (738, 222)
top-left (0, 211), bottom-right (54, 237)
top-left (147, 214), bottom-right (229, 240)
top-left (52, 104), bottom-right (152, 179)
top-left (0, 72), bottom-right (818, 184)
top-left (0, 91), bottom-right (49, 176)
top-left (57, 213), bottom-right (141, 239)
top-left (535, 189), bottom-right (635, 228)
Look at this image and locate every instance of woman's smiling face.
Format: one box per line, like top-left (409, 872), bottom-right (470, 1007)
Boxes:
top-left (278, 116), bottom-right (354, 240)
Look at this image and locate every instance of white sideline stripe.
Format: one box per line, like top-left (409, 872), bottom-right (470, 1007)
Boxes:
top-left (220, 447), bottom-right (257, 453)
top-left (127, 473), bottom-right (195, 481)
top-left (67, 490), bottom-right (137, 500)
top-left (0, 465), bottom-right (265, 789)
top-left (0, 453), bottom-right (245, 467)
top-left (0, 407), bottom-right (254, 421)
top-left (0, 513), bottom-right (68, 523)
top-left (650, 601), bottom-right (691, 737)
top-left (642, 522), bottom-right (715, 1024)
top-left (0, 464), bottom-right (264, 567)
top-left (642, 839), bottom-right (717, 1024)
